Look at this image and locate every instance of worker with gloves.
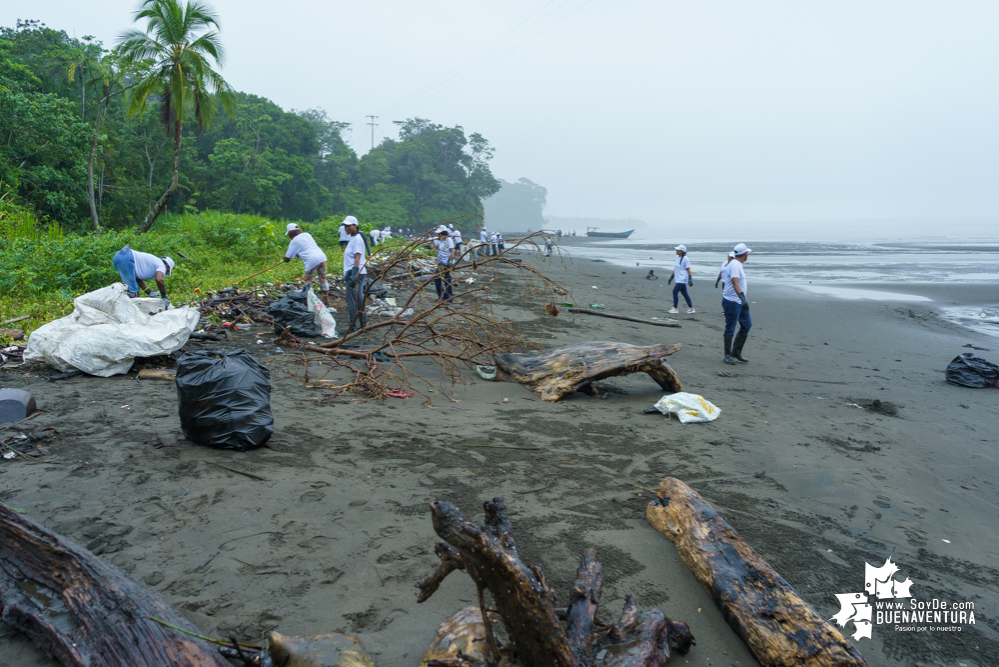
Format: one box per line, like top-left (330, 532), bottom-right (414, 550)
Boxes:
top-left (667, 245), bottom-right (694, 314)
top-left (716, 251), bottom-right (735, 288)
top-left (342, 217), bottom-right (369, 333)
top-left (432, 225), bottom-right (456, 301)
top-left (722, 243), bottom-right (752, 364)
top-left (283, 222), bottom-right (330, 305)
top-left (112, 244), bottom-right (174, 306)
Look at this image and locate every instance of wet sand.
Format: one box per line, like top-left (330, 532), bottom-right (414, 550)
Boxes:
top-left (2, 240), bottom-right (998, 667)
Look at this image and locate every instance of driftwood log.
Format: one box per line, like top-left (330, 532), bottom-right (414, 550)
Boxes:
top-left (494, 342), bottom-right (682, 401)
top-left (646, 478), bottom-right (866, 667)
top-left (0, 504), bottom-right (229, 666)
top-left (137, 368), bottom-right (177, 381)
top-left (418, 498), bottom-right (694, 667)
top-left (567, 308), bottom-right (681, 328)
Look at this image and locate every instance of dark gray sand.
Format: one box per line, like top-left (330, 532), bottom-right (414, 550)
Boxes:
top-left (2, 241), bottom-right (998, 667)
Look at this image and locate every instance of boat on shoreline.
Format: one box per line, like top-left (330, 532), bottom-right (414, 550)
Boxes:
top-left (585, 227), bottom-right (634, 239)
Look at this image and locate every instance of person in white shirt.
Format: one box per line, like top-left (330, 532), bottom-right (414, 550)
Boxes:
top-left (342, 218), bottom-right (369, 333)
top-left (498, 234), bottom-right (505, 252)
top-left (112, 244), bottom-right (174, 305)
top-left (283, 222), bottom-right (330, 305)
top-left (338, 216), bottom-right (354, 249)
top-left (716, 252), bottom-right (735, 289)
top-left (432, 225), bottom-right (456, 301)
top-left (722, 243), bottom-right (752, 364)
top-left (490, 233), bottom-right (499, 257)
top-left (449, 224), bottom-right (463, 254)
top-left (370, 228), bottom-right (381, 246)
top-left (667, 245), bottom-right (694, 314)
top-left (479, 228), bottom-right (488, 256)
top-left (545, 237), bottom-right (553, 258)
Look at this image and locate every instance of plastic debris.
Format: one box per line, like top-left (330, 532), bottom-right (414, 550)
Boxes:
top-left (945, 352), bottom-right (999, 388)
top-left (268, 288), bottom-right (320, 337)
top-left (653, 392), bottom-right (721, 424)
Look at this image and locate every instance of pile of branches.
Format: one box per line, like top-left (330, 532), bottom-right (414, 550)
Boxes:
top-left (196, 287), bottom-right (277, 328)
top-left (274, 228), bottom-right (568, 402)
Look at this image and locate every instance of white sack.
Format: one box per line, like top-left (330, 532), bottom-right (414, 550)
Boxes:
top-left (306, 288), bottom-right (338, 338)
top-left (653, 392), bottom-right (721, 424)
top-left (24, 283), bottom-right (199, 376)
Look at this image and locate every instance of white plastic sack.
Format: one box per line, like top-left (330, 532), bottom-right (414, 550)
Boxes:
top-left (24, 283), bottom-right (199, 377)
top-left (653, 392), bottom-right (721, 424)
top-left (306, 288), bottom-right (338, 338)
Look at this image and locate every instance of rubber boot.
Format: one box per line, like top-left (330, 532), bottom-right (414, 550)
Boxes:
top-left (732, 332), bottom-right (749, 363)
top-left (724, 336), bottom-right (735, 365)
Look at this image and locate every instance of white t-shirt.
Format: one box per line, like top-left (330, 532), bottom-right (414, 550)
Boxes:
top-left (490, 234), bottom-right (498, 243)
top-left (480, 230), bottom-right (488, 243)
top-left (434, 237), bottom-right (455, 265)
top-left (343, 234), bottom-right (367, 275)
top-left (718, 259), bottom-right (732, 284)
top-left (285, 232), bottom-right (327, 271)
top-left (723, 259), bottom-right (747, 303)
top-left (452, 229), bottom-right (462, 243)
top-left (132, 250), bottom-right (166, 281)
top-left (338, 224), bottom-right (350, 242)
top-left (673, 255), bottom-right (690, 284)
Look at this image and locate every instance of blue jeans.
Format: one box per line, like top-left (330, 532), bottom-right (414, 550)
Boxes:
top-left (434, 264), bottom-right (453, 301)
top-left (722, 298), bottom-right (752, 338)
top-left (672, 282), bottom-right (692, 308)
top-left (112, 245), bottom-right (138, 296)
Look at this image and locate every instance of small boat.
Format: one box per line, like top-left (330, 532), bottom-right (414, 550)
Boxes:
top-left (586, 227), bottom-right (634, 239)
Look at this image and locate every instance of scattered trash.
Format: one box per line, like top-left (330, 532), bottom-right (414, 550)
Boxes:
top-left (502, 398), bottom-right (509, 403)
top-left (653, 392), bottom-right (721, 424)
top-left (176, 350), bottom-right (274, 450)
top-left (754, 471), bottom-right (766, 478)
top-left (561, 302), bottom-right (574, 307)
top-left (475, 365), bottom-right (497, 380)
top-left (24, 284), bottom-right (198, 377)
top-left (0, 389), bottom-right (36, 423)
top-left (384, 390), bottom-right (414, 399)
top-left (646, 270), bottom-right (658, 280)
top-left (945, 352), bottom-right (999, 388)
top-left (268, 288), bottom-right (320, 337)
top-left (847, 403), bottom-right (864, 409)
top-left (588, 303), bottom-right (605, 309)
top-left (592, 286), bottom-right (599, 289)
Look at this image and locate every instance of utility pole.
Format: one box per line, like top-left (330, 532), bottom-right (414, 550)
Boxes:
top-left (366, 115), bottom-right (379, 150)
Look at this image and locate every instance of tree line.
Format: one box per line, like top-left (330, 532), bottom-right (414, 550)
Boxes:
top-left (0, 1), bottom-right (500, 234)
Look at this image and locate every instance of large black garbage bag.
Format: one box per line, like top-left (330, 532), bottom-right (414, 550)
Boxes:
top-left (268, 288), bottom-right (319, 337)
top-left (176, 349), bottom-right (274, 450)
top-left (945, 352), bottom-right (999, 388)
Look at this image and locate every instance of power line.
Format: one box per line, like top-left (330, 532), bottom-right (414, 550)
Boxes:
top-left (366, 115), bottom-right (379, 150)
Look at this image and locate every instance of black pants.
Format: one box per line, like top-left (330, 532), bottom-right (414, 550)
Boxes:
top-left (434, 264), bottom-right (453, 301)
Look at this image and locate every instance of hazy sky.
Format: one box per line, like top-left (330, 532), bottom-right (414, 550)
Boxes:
top-left (5, 1), bottom-right (999, 235)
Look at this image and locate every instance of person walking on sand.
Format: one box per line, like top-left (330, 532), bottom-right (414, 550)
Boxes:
top-left (450, 223), bottom-right (463, 254)
top-left (667, 245), bottom-right (694, 314)
top-left (544, 236), bottom-right (553, 258)
top-left (342, 217), bottom-right (369, 333)
top-left (433, 225), bottom-right (456, 301)
top-left (722, 243), bottom-right (752, 364)
top-left (716, 251), bottom-right (735, 289)
top-left (112, 244), bottom-right (174, 305)
top-left (283, 223), bottom-right (330, 305)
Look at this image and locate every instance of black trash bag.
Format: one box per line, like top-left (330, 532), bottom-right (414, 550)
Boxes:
top-left (945, 352), bottom-right (999, 388)
top-left (268, 288), bottom-right (319, 337)
top-left (176, 349), bottom-right (274, 450)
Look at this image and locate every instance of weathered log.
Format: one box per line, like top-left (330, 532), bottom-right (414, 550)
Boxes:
top-left (494, 342), bottom-right (682, 402)
top-left (137, 368), bottom-right (177, 381)
top-left (419, 498), bottom-right (694, 667)
top-left (567, 308), bottom-right (681, 328)
top-left (646, 477), bottom-right (867, 667)
top-left (0, 504), bottom-right (229, 667)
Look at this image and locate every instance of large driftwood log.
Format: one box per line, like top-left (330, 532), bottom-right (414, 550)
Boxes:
top-left (494, 342), bottom-right (682, 402)
top-left (646, 478), bottom-right (867, 667)
top-left (418, 498), bottom-right (694, 667)
top-left (0, 504), bottom-right (229, 667)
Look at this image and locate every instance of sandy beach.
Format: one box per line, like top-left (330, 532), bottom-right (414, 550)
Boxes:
top-left (2, 237), bottom-right (998, 667)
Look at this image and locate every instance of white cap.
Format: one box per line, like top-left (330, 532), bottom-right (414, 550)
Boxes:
top-left (674, 245), bottom-right (687, 252)
top-left (448, 223), bottom-right (454, 229)
top-left (285, 223), bottom-right (301, 235)
top-left (436, 225), bottom-right (450, 234)
top-left (734, 243), bottom-right (752, 255)
top-left (343, 215), bottom-right (358, 227)
top-left (728, 251), bottom-right (736, 258)
top-left (163, 257), bottom-right (175, 273)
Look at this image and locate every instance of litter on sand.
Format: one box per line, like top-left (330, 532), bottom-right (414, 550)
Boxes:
top-left (945, 352), bottom-right (999, 388)
top-left (653, 392), bottom-right (721, 424)
top-left (24, 284), bottom-right (198, 376)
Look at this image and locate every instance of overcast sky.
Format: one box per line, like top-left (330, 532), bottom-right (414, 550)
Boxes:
top-left (5, 1), bottom-right (999, 236)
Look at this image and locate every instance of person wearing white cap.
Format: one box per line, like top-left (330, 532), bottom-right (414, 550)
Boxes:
top-left (722, 243), bottom-right (752, 364)
top-left (667, 245), bottom-right (694, 314)
top-left (478, 228), bottom-right (488, 256)
top-left (112, 244), bottom-right (174, 306)
top-left (449, 223), bottom-right (463, 254)
top-left (716, 251), bottom-right (735, 289)
top-left (283, 222), bottom-right (330, 305)
top-left (432, 225), bottom-right (456, 301)
top-left (338, 216), bottom-right (354, 249)
top-left (342, 217), bottom-right (370, 332)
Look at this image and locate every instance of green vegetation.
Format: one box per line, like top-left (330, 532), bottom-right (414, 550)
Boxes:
top-left (0, 2), bottom-right (499, 335)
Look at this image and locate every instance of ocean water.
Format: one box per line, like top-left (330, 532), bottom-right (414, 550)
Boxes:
top-left (559, 239), bottom-right (999, 338)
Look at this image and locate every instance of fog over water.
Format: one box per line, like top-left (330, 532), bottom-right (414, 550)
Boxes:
top-left (6, 1), bottom-right (999, 238)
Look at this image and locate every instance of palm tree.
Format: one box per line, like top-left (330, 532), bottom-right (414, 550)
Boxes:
top-left (117, 0), bottom-right (236, 233)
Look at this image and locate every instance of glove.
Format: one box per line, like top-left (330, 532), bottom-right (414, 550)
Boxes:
top-left (162, 297), bottom-right (171, 310)
top-left (158, 290), bottom-right (167, 299)
top-left (715, 278), bottom-right (721, 288)
top-left (739, 293), bottom-right (750, 309)
top-left (667, 275), bottom-right (674, 285)
top-left (688, 279), bottom-right (693, 288)
top-left (345, 267), bottom-right (359, 286)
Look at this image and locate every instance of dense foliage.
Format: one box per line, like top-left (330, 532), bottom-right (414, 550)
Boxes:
top-left (0, 18), bottom-right (500, 234)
